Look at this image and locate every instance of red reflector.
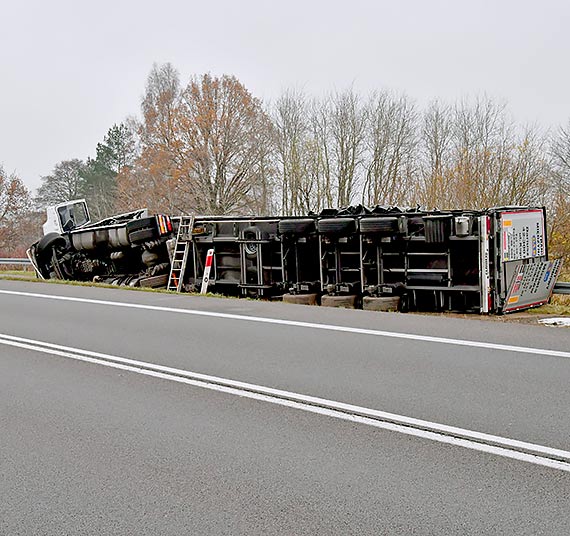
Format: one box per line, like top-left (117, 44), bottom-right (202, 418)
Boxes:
top-left (205, 250), bottom-right (214, 268)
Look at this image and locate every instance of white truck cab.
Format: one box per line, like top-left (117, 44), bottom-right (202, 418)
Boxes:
top-left (42, 199), bottom-right (91, 235)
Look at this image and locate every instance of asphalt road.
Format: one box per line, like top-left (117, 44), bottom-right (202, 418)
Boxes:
top-left (1, 280), bottom-right (569, 534)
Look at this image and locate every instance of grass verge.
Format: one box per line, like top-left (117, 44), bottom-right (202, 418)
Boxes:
top-left (0, 270), bottom-right (236, 299)
top-left (2, 269), bottom-right (570, 317)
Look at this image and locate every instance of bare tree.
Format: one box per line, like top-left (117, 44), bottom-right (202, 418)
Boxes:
top-left (503, 126), bottom-right (551, 206)
top-left (273, 89), bottom-right (329, 215)
top-left (546, 120), bottom-right (570, 262)
top-left (140, 63), bottom-right (182, 151)
top-left (363, 91), bottom-right (417, 206)
top-left (309, 97), bottom-right (335, 209)
top-left (450, 97), bottom-right (513, 208)
top-left (418, 99), bottom-right (454, 208)
top-left (117, 63), bottom-right (183, 213)
top-left (35, 159), bottom-right (87, 208)
top-left (552, 120), bottom-right (570, 188)
top-left (274, 89), bottom-right (308, 215)
top-left (330, 90), bottom-right (366, 206)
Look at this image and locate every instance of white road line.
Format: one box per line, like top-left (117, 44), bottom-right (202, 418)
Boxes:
top-left (1, 288), bottom-right (570, 359)
top-left (1, 332), bottom-right (570, 473)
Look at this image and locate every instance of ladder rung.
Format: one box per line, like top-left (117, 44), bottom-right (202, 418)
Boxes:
top-left (168, 215), bottom-right (194, 293)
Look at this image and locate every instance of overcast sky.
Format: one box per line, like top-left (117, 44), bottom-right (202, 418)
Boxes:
top-left (1, 0), bottom-right (569, 192)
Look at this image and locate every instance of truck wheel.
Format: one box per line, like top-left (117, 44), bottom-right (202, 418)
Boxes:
top-left (362, 296), bottom-right (400, 312)
top-left (128, 228), bottom-right (157, 244)
top-left (37, 233), bottom-right (68, 268)
top-left (321, 294), bottom-right (358, 308)
top-left (241, 227), bottom-right (261, 259)
top-left (37, 233), bottom-right (67, 255)
top-left (359, 217), bottom-right (399, 234)
top-left (126, 217), bottom-right (157, 232)
top-left (278, 219), bottom-right (316, 235)
top-left (317, 218), bottom-right (357, 235)
top-left (141, 250), bottom-right (160, 266)
top-left (282, 293), bottom-right (318, 305)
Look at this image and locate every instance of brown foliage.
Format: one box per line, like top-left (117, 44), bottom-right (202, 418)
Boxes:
top-left (176, 74), bottom-right (274, 214)
top-left (117, 63), bottom-right (183, 214)
top-left (548, 191), bottom-right (570, 265)
top-left (118, 66), bottom-right (274, 215)
top-left (0, 167), bottom-right (33, 255)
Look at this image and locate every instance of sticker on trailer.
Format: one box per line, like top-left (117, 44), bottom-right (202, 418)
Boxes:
top-left (501, 210), bottom-right (546, 262)
top-left (503, 258), bottom-right (562, 313)
top-left (200, 249), bottom-right (214, 294)
top-left (478, 215), bottom-right (491, 313)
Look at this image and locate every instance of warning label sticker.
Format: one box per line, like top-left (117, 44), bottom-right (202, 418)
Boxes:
top-left (501, 210), bottom-right (546, 262)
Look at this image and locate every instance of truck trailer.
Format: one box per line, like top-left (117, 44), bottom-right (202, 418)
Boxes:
top-left (27, 200), bottom-right (562, 314)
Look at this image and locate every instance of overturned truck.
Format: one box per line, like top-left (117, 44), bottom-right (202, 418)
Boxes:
top-left (28, 199), bottom-right (175, 288)
top-left (28, 200), bottom-right (562, 314)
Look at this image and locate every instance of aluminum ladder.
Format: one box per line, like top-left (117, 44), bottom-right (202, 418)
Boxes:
top-left (167, 215), bottom-right (194, 292)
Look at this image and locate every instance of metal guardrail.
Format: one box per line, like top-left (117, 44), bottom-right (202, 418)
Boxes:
top-left (0, 258), bottom-right (31, 265)
top-left (554, 282), bottom-right (570, 295)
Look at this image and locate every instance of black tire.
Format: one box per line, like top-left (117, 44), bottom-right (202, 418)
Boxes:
top-left (321, 294), bottom-right (358, 308)
top-left (37, 232), bottom-right (67, 255)
top-left (282, 293), bottom-right (318, 306)
top-left (317, 218), bottom-right (357, 235)
top-left (359, 217), bottom-right (399, 234)
top-left (126, 217), bottom-right (157, 233)
top-left (362, 296), bottom-right (400, 312)
top-left (242, 226), bottom-right (260, 258)
top-left (378, 282), bottom-right (406, 296)
top-left (141, 250), bottom-right (160, 266)
top-left (278, 219), bottom-right (316, 235)
top-left (128, 228), bottom-right (157, 244)
top-left (399, 293), bottom-right (410, 313)
top-left (37, 234), bottom-right (68, 267)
